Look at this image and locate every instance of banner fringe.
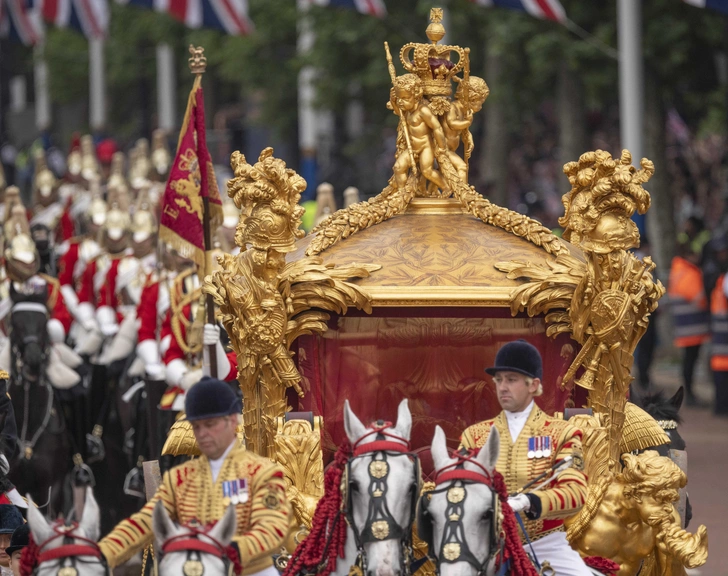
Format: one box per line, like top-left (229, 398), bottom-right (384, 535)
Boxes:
top-left (160, 226), bottom-right (206, 269)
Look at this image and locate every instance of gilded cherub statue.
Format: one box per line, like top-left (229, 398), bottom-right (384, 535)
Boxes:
top-left (204, 148), bottom-right (380, 458)
top-left (443, 75), bottom-right (489, 183)
top-left (567, 451), bottom-right (707, 576)
top-left (389, 73), bottom-right (448, 194)
top-left (308, 8), bottom-right (562, 258)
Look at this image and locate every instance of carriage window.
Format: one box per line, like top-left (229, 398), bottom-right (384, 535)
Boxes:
top-left (295, 308), bottom-right (578, 462)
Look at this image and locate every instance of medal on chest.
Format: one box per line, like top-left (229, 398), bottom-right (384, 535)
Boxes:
top-left (527, 436), bottom-right (551, 459)
top-left (222, 478), bottom-right (249, 505)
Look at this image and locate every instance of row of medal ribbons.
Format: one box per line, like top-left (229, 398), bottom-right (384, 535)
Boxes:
top-left (527, 436), bottom-right (552, 459)
top-left (223, 478), bottom-right (249, 505)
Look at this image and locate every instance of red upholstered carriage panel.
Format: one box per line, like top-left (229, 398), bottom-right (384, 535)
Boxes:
top-left (293, 307), bottom-right (582, 462)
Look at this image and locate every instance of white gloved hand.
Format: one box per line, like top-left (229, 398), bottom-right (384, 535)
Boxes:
top-left (180, 368), bottom-right (204, 391)
top-left (47, 318), bottom-right (66, 344)
top-left (75, 302), bottom-right (98, 331)
top-left (136, 339), bottom-right (161, 365)
top-left (96, 306), bottom-right (119, 337)
top-left (203, 324), bottom-right (220, 346)
top-left (145, 362), bottom-right (166, 381)
top-left (507, 494), bottom-right (531, 514)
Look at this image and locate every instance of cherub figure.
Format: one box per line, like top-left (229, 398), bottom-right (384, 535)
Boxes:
top-left (390, 74), bottom-right (448, 193)
top-left (443, 76), bottom-right (489, 182)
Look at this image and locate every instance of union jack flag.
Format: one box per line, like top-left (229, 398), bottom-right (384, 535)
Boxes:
top-left (470, 0), bottom-right (566, 23)
top-left (116, 0), bottom-right (253, 35)
top-left (682, 0), bottom-right (728, 15)
top-left (0, 0), bottom-right (43, 45)
top-left (307, 0), bottom-right (387, 18)
top-left (40, 0), bottom-right (109, 37)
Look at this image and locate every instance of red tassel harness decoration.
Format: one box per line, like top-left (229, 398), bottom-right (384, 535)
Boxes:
top-left (19, 535), bottom-right (39, 576)
top-left (584, 556), bottom-right (621, 575)
top-left (492, 471), bottom-right (540, 576)
top-left (282, 442), bottom-right (352, 576)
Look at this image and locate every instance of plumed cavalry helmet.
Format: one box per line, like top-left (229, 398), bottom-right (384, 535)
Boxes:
top-left (86, 177), bottom-right (108, 227)
top-left (5, 202), bottom-right (38, 268)
top-left (132, 187), bottom-right (158, 243)
top-left (485, 339), bottom-right (543, 380)
top-left (185, 377), bottom-right (242, 422)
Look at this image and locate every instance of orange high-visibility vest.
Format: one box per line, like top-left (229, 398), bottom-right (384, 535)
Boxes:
top-left (711, 274), bottom-right (728, 371)
top-left (668, 256), bottom-right (710, 348)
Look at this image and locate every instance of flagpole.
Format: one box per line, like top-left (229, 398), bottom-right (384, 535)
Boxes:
top-left (617, 0), bottom-right (645, 235)
top-left (188, 46), bottom-right (218, 379)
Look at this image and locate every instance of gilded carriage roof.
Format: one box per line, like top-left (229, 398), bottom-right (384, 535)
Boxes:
top-left (290, 198), bottom-right (584, 307)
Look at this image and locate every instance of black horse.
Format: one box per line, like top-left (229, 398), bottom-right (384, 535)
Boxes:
top-left (6, 289), bottom-right (72, 517)
top-left (633, 386), bottom-right (686, 451)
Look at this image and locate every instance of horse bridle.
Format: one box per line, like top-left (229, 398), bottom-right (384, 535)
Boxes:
top-left (418, 450), bottom-right (503, 576)
top-left (35, 521), bottom-right (108, 576)
top-left (160, 524), bottom-right (231, 576)
top-left (342, 422), bottom-right (421, 576)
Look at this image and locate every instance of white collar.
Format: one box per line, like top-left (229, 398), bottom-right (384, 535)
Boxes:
top-left (504, 400), bottom-right (535, 421)
top-left (208, 440), bottom-right (237, 482)
top-left (503, 400), bottom-right (535, 442)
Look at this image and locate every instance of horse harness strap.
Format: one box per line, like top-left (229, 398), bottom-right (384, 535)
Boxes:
top-left (160, 526), bottom-right (232, 576)
top-left (343, 422), bottom-right (421, 576)
top-left (35, 521), bottom-right (109, 576)
top-left (421, 451), bottom-right (503, 576)
top-left (38, 545), bottom-right (102, 562)
top-left (161, 531), bottom-right (228, 559)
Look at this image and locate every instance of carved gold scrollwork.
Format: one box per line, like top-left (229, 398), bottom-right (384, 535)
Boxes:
top-left (494, 149), bottom-right (706, 574)
top-left (204, 148), bottom-right (380, 456)
top-left (273, 417), bottom-right (324, 531)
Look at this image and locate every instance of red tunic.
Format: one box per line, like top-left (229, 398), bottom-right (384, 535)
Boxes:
top-left (77, 254), bottom-right (127, 323)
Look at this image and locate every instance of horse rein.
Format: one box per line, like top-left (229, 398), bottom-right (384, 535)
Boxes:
top-left (424, 451), bottom-right (503, 576)
top-left (35, 521), bottom-right (108, 576)
top-left (342, 422), bottom-right (421, 576)
top-left (160, 525), bottom-right (231, 576)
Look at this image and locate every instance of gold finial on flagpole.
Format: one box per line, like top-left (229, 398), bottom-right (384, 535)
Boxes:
top-left (188, 45), bottom-right (207, 75)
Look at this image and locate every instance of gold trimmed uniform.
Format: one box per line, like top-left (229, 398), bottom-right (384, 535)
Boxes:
top-left (99, 445), bottom-right (290, 575)
top-left (460, 403), bottom-right (587, 543)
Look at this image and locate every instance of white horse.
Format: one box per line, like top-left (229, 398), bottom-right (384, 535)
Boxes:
top-left (26, 488), bottom-right (107, 576)
top-left (421, 425), bottom-right (501, 576)
top-left (153, 500), bottom-right (237, 576)
top-left (334, 399), bottom-right (420, 576)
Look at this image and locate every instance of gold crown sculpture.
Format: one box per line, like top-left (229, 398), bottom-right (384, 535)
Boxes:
top-left (400, 8), bottom-right (467, 98)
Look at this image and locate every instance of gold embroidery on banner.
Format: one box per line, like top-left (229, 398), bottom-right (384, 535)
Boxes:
top-left (170, 149), bottom-right (203, 223)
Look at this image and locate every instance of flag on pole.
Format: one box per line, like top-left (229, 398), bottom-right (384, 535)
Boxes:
top-left (0, 0), bottom-right (44, 45)
top-left (470, 0), bottom-right (566, 23)
top-left (307, 0), bottom-right (386, 18)
top-left (115, 0), bottom-right (253, 34)
top-left (159, 74), bottom-right (223, 269)
top-left (682, 0), bottom-right (728, 16)
top-left (39, 0), bottom-right (109, 37)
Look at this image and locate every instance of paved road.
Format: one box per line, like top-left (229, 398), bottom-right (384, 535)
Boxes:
top-left (650, 358), bottom-right (728, 576)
